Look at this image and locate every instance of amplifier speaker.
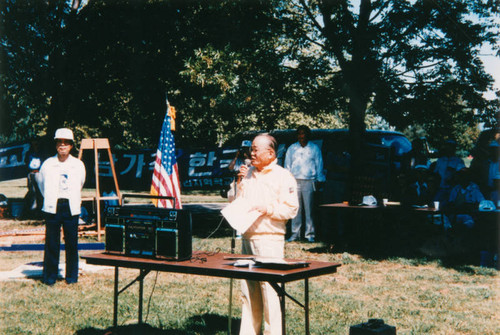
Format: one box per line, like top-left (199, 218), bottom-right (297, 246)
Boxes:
top-left (105, 224), bottom-right (125, 254)
top-left (155, 210), bottom-right (192, 260)
top-left (156, 228), bottom-right (178, 259)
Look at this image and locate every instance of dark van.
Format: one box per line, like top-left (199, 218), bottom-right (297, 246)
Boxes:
top-left (224, 129), bottom-right (412, 202)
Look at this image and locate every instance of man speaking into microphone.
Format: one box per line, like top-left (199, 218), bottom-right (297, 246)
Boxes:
top-left (235, 134), bottom-right (298, 335)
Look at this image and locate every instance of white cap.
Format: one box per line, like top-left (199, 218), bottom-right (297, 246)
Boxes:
top-left (359, 195), bottom-right (377, 206)
top-left (479, 200), bottom-right (496, 212)
top-left (54, 128), bottom-right (74, 141)
top-left (414, 164), bottom-right (429, 170)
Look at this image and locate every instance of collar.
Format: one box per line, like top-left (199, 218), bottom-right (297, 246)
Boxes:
top-left (297, 141), bottom-right (311, 148)
top-left (257, 159), bottom-right (278, 174)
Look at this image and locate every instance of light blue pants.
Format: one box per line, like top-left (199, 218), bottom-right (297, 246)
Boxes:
top-left (290, 179), bottom-right (315, 239)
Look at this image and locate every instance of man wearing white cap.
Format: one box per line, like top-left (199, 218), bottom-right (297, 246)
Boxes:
top-left (37, 128), bottom-right (86, 285)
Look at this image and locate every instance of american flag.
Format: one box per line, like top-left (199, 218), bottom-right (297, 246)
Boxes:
top-left (150, 103), bottom-right (182, 209)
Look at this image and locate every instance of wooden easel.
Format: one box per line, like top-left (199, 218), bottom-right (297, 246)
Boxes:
top-left (78, 138), bottom-right (121, 241)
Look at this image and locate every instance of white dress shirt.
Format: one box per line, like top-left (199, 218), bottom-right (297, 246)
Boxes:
top-left (284, 141), bottom-right (326, 182)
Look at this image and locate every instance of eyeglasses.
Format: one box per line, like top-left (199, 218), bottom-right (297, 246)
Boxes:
top-left (56, 139), bottom-right (73, 146)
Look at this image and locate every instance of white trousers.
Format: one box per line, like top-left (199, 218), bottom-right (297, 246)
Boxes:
top-left (240, 238), bottom-right (284, 335)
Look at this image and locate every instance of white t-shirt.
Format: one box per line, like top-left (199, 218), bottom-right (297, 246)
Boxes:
top-left (58, 160), bottom-right (71, 199)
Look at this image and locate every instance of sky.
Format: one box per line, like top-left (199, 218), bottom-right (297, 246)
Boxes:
top-left (481, 44), bottom-right (500, 99)
top-left (477, 7), bottom-right (500, 98)
top-left (346, 0), bottom-right (500, 99)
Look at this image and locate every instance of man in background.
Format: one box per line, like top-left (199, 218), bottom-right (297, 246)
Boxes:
top-left (432, 139), bottom-right (465, 207)
top-left (285, 125), bottom-right (325, 242)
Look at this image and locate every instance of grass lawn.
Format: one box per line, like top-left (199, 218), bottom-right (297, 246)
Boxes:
top-left (0, 179), bottom-right (498, 334)
top-left (1, 228), bottom-right (498, 334)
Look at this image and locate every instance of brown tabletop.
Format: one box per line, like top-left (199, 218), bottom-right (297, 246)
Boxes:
top-left (82, 251), bottom-right (340, 282)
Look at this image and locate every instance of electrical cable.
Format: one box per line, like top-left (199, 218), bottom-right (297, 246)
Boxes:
top-left (189, 215), bottom-right (226, 257)
top-left (144, 270), bottom-right (159, 323)
top-left (203, 216), bottom-right (226, 240)
top-left (190, 248), bottom-right (221, 263)
top-left (144, 217), bottom-right (225, 321)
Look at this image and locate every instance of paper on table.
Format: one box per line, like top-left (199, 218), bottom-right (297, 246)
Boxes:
top-left (230, 257), bottom-right (310, 269)
top-left (221, 197), bottom-right (262, 234)
top-left (253, 257), bottom-right (310, 269)
top-left (254, 257), bottom-right (290, 264)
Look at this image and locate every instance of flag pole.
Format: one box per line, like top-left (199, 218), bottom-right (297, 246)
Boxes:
top-left (228, 228), bottom-right (236, 335)
top-left (150, 93), bottom-right (182, 209)
top-left (227, 172), bottom-right (239, 335)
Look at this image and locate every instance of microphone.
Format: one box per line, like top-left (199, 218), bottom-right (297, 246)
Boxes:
top-left (237, 159), bottom-right (252, 183)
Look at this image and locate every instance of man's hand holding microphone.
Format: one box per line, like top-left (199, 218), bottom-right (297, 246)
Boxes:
top-left (237, 159), bottom-right (251, 183)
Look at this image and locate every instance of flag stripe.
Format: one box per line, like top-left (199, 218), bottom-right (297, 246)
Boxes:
top-left (153, 151), bottom-right (180, 208)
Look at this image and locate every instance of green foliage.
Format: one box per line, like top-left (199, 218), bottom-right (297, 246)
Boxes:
top-left (0, 0), bottom-right (498, 150)
top-left (0, 0), bottom-right (69, 141)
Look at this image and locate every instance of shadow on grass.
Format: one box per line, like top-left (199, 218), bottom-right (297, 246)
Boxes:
top-left (305, 235), bottom-right (498, 274)
top-left (193, 211), bottom-right (498, 273)
top-left (311, 207), bottom-right (499, 273)
top-left (75, 313), bottom-right (241, 335)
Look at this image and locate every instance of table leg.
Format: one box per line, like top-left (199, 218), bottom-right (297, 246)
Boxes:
top-left (270, 281), bottom-right (312, 335)
top-left (113, 268), bottom-right (151, 327)
top-left (113, 267), bottom-right (119, 328)
top-left (139, 269), bottom-right (145, 324)
top-left (305, 279), bottom-right (309, 334)
top-left (280, 282), bottom-right (286, 335)
top-left (228, 278), bottom-right (234, 335)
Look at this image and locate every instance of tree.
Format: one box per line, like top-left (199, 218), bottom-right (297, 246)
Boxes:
top-left (1, 0), bottom-right (69, 141)
top-left (280, 0), bottom-right (498, 157)
top-left (0, 0), bottom-right (348, 147)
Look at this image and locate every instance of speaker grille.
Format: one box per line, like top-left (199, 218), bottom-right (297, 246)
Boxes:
top-left (105, 225), bottom-right (124, 253)
top-left (156, 228), bottom-right (178, 258)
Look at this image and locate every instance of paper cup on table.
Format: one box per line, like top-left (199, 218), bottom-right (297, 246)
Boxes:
top-left (434, 201), bottom-right (440, 210)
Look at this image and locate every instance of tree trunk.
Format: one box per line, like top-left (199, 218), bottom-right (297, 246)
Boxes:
top-left (346, 86), bottom-right (369, 204)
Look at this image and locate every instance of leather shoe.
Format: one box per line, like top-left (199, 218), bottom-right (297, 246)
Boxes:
top-left (306, 237), bottom-right (315, 243)
top-left (286, 237), bottom-right (298, 242)
top-left (43, 280), bottom-right (55, 286)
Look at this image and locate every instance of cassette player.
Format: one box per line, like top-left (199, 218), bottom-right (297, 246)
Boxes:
top-left (104, 201), bottom-right (192, 261)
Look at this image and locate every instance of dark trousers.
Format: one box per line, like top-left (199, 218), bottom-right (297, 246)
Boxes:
top-left (43, 200), bottom-right (79, 284)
